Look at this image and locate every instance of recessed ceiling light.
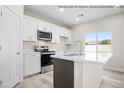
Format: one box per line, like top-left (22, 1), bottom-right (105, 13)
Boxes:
top-left (59, 8), bottom-right (64, 12)
top-left (76, 18), bottom-right (79, 21)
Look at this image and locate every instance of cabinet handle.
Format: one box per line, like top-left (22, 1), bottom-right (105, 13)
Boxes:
top-left (0, 11), bottom-right (2, 16)
top-left (17, 52), bottom-right (20, 55)
top-left (0, 80), bottom-right (2, 85)
top-left (0, 46), bottom-right (2, 51)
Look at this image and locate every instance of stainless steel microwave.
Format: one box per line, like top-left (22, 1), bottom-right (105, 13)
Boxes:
top-left (37, 30), bottom-right (52, 41)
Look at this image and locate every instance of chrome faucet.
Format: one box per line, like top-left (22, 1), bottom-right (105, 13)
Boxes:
top-left (74, 40), bottom-right (83, 56)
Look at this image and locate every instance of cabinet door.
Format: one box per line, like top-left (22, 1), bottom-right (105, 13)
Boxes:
top-left (29, 20), bottom-right (37, 41)
top-left (0, 6), bottom-right (20, 87)
top-left (59, 29), bottom-right (66, 37)
top-left (65, 30), bottom-right (72, 44)
top-left (6, 5), bottom-right (23, 16)
top-left (23, 16), bottom-right (37, 41)
top-left (59, 28), bottom-right (69, 38)
top-left (38, 24), bottom-right (44, 31)
top-left (63, 30), bottom-right (68, 37)
top-left (51, 28), bottom-right (60, 43)
top-left (23, 54), bottom-right (41, 77)
top-left (38, 21), bottom-right (50, 32)
top-left (66, 36), bottom-right (72, 44)
top-left (23, 17), bottom-right (30, 41)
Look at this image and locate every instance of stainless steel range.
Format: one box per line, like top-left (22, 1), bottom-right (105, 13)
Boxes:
top-left (34, 46), bottom-right (55, 73)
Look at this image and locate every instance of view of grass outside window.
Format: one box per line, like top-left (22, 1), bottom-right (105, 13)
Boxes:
top-left (84, 31), bottom-right (112, 53)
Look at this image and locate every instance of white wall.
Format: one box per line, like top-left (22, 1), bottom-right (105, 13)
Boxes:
top-left (71, 13), bottom-right (124, 72)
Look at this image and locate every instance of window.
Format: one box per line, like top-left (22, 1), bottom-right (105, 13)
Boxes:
top-left (97, 32), bottom-right (112, 52)
top-left (84, 31), bottom-right (112, 53)
top-left (84, 32), bottom-right (96, 52)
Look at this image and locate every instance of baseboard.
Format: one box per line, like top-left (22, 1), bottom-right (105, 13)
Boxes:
top-left (104, 66), bottom-right (124, 73)
top-left (24, 72), bottom-right (41, 79)
top-left (13, 82), bottom-right (20, 88)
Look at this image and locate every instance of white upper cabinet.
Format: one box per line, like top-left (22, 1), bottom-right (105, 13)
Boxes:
top-left (38, 21), bottom-right (50, 32)
top-left (23, 15), bottom-right (72, 44)
top-left (6, 5), bottom-right (24, 16)
top-left (65, 30), bottom-right (72, 44)
top-left (23, 15), bottom-right (37, 41)
top-left (51, 27), bottom-right (72, 44)
top-left (51, 27), bottom-right (60, 43)
top-left (59, 28), bottom-right (72, 44)
top-left (59, 28), bottom-right (68, 37)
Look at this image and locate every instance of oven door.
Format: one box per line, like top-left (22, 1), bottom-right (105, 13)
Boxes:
top-left (41, 54), bottom-right (53, 67)
top-left (37, 30), bottom-right (52, 41)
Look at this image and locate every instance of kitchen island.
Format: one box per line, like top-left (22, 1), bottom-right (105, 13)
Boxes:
top-left (51, 53), bottom-right (112, 88)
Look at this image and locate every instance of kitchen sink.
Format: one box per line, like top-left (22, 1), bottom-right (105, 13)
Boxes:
top-left (64, 53), bottom-right (85, 56)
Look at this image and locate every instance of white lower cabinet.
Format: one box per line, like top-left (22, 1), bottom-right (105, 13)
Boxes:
top-left (23, 53), bottom-right (41, 77)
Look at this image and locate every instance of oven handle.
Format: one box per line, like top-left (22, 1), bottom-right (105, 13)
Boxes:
top-left (41, 53), bottom-right (55, 55)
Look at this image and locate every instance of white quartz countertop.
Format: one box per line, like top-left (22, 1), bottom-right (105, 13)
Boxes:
top-left (51, 53), bottom-right (112, 65)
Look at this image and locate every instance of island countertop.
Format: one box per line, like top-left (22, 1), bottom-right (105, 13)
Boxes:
top-left (51, 52), bottom-right (112, 65)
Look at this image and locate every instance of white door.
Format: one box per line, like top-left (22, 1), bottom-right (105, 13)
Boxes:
top-left (0, 35), bottom-right (10, 87)
top-left (0, 6), bottom-right (20, 87)
top-left (0, 6), bottom-right (2, 88)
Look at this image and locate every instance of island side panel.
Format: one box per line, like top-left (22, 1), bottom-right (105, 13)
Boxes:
top-left (53, 58), bottom-right (74, 88)
top-left (74, 61), bottom-right (83, 88)
top-left (82, 62), bottom-right (103, 88)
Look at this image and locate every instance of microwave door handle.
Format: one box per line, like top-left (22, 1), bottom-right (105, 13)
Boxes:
top-left (51, 33), bottom-right (52, 39)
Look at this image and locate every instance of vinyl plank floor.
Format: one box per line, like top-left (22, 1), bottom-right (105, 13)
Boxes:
top-left (16, 69), bottom-right (124, 88)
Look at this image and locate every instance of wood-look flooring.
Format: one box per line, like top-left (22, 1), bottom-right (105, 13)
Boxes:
top-left (100, 69), bottom-right (124, 88)
top-left (16, 69), bottom-right (124, 88)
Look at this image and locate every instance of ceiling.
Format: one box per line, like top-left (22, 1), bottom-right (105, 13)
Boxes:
top-left (24, 5), bottom-right (124, 28)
